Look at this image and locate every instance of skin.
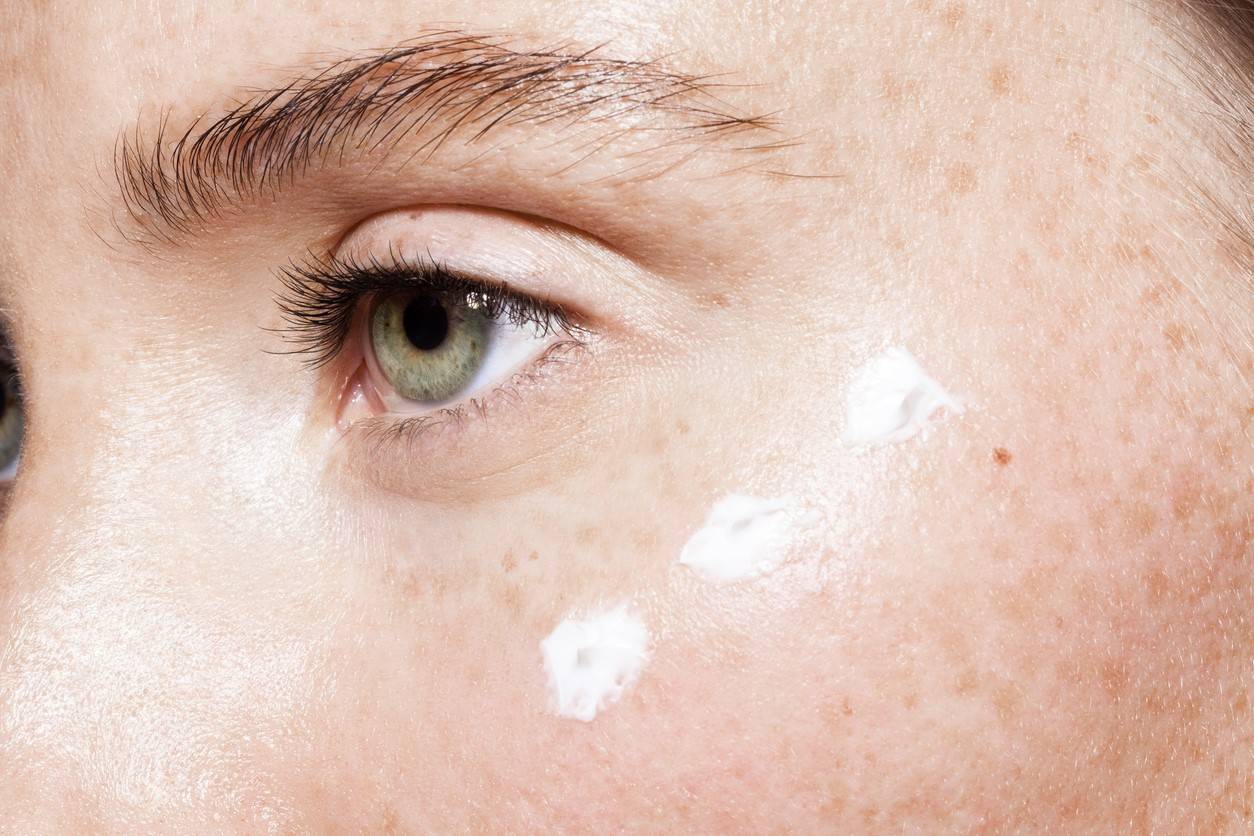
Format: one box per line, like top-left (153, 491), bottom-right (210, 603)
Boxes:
top-left (0, 0), bottom-right (1251, 832)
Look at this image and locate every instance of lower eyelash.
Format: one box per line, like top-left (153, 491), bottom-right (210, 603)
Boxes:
top-left (355, 338), bottom-right (586, 451)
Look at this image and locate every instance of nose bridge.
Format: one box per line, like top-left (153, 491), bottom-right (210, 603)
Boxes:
top-left (0, 393), bottom-right (332, 818)
top-left (0, 368), bottom-right (332, 620)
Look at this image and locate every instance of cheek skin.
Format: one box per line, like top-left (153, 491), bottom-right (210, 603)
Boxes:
top-left (1, 0), bottom-right (1252, 833)
top-left (259, 307), bottom-right (1237, 835)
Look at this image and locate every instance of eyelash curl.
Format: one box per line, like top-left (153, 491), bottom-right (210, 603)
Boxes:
top-left (274, 249), bottom-right (583, 369)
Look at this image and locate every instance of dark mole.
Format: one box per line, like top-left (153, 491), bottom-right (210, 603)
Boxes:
top-left (993, 447), bottom-right (1013, 466)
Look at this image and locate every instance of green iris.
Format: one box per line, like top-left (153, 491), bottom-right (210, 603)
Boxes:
top-left (371, 290), bottom-right (492, 404)
top-left (0, 367), bottom-right (21, 475)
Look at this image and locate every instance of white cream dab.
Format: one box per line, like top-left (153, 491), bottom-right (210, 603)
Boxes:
top-left (541, 606), bottom-right (649, 722)
top-left (679, 494), bottom-right (811, 583)
top-left (841, 347), bottom-right (964, 446)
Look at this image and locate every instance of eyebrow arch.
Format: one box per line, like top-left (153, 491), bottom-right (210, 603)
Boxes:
top-left (113, 29), bottom-right (786, 244)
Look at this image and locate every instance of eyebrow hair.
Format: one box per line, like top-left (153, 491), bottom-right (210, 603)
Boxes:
top-left (113, 30), bottom-right (786, 244)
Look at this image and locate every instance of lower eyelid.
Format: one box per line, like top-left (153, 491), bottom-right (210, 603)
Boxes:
top-left (351, 336), bottom-right (588, 445)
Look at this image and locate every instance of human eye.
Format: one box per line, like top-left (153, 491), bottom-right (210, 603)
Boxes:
top-left (0, 342), bottom-right (22, 485)
top-left (276, 250), bottom-right (586, 441)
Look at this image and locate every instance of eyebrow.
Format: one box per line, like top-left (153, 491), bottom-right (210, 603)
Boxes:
top-left (113, 30), bottom-right (787, 244)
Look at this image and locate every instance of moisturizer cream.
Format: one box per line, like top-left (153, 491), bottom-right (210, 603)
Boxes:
top-left (541, 606), bottom-right (649, 722)
top-left (841, 347), bottom-right (964, 446)
top-left (679, 494), bottom-right (812, 583)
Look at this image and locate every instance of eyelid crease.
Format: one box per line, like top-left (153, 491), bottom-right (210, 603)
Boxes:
top-left (273, 247), bottom-right (583, 369)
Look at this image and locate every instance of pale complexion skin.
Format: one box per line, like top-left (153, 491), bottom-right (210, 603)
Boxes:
top-left (0, 0), bottom-right (1250, 832)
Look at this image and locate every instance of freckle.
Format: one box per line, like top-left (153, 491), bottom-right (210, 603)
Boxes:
top-left (942, 1), bottom-right (965, 28)
top-left (1099, 658), bottom-right (1130, 697)
top-left (947, 161), bottom-right (978, 195)
top-left (880, 71), bottom-right (903, 106)
top-left (1140, 281), bottom-right (1173, 306)
top-left (1172, 491), bottom-right (1197, 521)
top-left (1144, 112), bottom-right (1160, 124)
top-left (988, 64), bottom-right (1012, 96)
top-left (993, 447), bottom-right (1013, 466)
top-left (993, 684), bottom-right (1020, 724)
top-left (954, 668), bottom-right (980, 696)
top-left (1144, 567), bottom-right (1170, 603)
top-left (577, 527), bottom-right (597, 545)
top-left (676, 419), bottom-right (690, 435)
top-left (1163, 322), bottom-right (1193, 351)
top-left (1112, 241), bottom-right (1139, 263)
top-left (528, 551), bottom-right (540, 562)
top-left (502, 552), bottom-right (517, 573)
top-left (501, 584), bottom-right (523, 618)
top-left (1124, 502), bottom-right (1158, 540)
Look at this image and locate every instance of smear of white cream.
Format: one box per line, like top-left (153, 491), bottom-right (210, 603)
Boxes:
top-left (541, 606), bottom-right (649, 722)
top-left (679, 494), bottom-right (813, 583)
top-left (841, 347), bottom-right (964, 446)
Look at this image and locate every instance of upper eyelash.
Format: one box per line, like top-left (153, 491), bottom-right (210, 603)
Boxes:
top-left (274, 249), bottom-right (580, 368)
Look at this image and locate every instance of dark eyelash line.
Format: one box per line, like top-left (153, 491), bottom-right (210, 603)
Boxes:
top-left (274, 247), bottom-right (582, 368)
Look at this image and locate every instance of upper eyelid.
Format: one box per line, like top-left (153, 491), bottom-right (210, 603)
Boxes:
top-left (273, 252), bottom-right (579, 369)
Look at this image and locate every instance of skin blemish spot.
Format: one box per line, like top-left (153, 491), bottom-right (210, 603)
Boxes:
top-left (841, 347), bottom-right (966, 446)
top-left (993, 447), bottom-right (1013, 466)
top-left (541, 605), bottom-right (649, 722)
top-left (989, 64), bottom-right (1012, 96)
top-left (947, 162), bottom-right (978, 195)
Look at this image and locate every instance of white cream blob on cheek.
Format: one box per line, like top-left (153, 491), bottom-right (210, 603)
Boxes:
top-left (841, 347), bottom-right (965, 446)
top-left (541, 606), bottom-right (650, 722)
top-left (678, 494), bottom-right (816, 583)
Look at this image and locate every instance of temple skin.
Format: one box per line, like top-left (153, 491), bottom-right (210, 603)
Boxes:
top-left (0, 0), bottom-right (1250, 832)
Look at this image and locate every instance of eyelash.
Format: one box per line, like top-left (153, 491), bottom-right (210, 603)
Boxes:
top-left (275, 250), bottom-right (582, 370)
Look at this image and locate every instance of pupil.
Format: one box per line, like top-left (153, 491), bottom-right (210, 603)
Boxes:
top-left (402, 294), bottom-right (450, 351)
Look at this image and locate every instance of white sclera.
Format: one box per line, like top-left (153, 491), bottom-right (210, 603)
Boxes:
top-left (541, 606), bottom-right (650, 722)
top-left (841, 347), bottom-right (965, 446)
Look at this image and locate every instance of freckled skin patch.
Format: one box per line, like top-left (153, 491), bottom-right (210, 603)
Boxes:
top-left (946, 161), bottom-right (978, 195)
top-left (941, 2), bottom-right (965, 29)
top-left (988, 64), bottom-right (1012, 96)
top-left (993, 447), bottom-right (1013, 466)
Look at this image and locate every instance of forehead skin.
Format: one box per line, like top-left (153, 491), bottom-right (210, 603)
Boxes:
top-left (0, 0), bottom-right (1250, 832)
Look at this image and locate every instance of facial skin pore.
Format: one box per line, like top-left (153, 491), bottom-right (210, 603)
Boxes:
top-left (0, 1), bottom-right (1250, 832)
